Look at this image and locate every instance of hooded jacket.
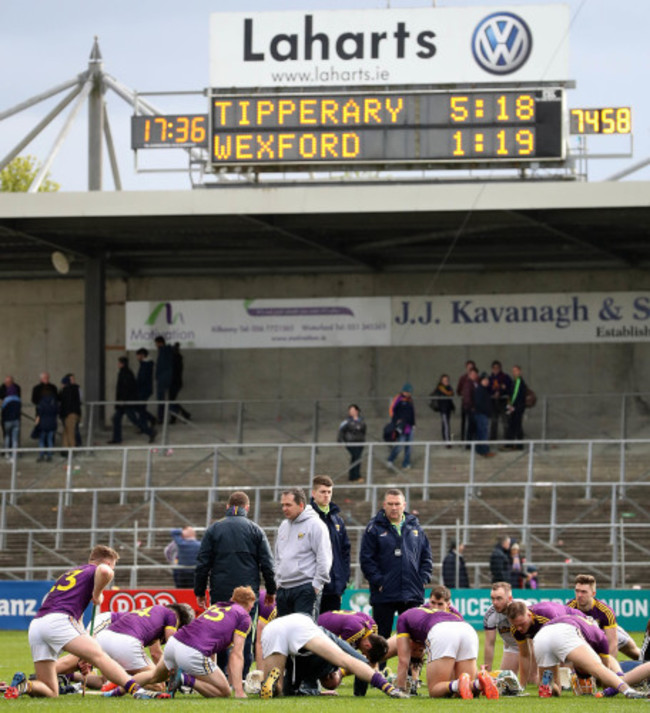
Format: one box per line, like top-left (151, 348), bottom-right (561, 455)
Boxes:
top-left (310, 498), bottom-right (351, 597)
top-left (360, 509), bottom-right (433, 605)
top-left (275, 505), bottom-right (332, 591)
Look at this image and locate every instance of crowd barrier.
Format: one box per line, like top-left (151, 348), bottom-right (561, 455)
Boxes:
top-left (2, 582), bottom-right (648, 632)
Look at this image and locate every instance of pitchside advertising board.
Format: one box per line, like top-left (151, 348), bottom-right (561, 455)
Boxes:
top-left (125, 292), bottom-right (650, 350)
top-left (343, 589), bottom-right (650, 631)
top-left (1, 584), bottom-right (648, 631)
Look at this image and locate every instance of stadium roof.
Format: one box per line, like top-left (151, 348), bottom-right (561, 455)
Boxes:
top-left (0, 180), bottom-right (648, 279)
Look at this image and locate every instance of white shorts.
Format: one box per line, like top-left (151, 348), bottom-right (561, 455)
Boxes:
top-left (261, 613), bottom-right (325, 658)
top-left (426, 621), bottom-right (478, 662)
top-left (534, 623), bottom-right (584, 667)
top-left (163, 637), bottom-right (217, 677)
top-left (95, 629), bottom-right (152, 672)
top-left (28, 613), bottom-right (86, 662)
top-left (617, 626), bottom-right (632, 648)
top-left (87, 611), bottom-right (112, 636)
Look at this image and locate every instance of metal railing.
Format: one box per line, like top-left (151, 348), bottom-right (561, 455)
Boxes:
top-left (2, 510), bottom-right (648, 589)
top-left (14, 390), bottom-right (650, 450)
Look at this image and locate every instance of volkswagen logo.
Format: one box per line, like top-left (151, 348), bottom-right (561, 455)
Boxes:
top-left (472, 12), bottom-right (532, 75)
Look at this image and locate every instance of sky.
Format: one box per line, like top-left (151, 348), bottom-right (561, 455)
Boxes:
top-left (0, 0), bottom-right (648, 191)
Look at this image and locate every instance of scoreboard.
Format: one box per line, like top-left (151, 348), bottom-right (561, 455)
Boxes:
top-left (208, 89), bottom-right (564, 168)
top-left (130, 89), bottom-right (632, 172)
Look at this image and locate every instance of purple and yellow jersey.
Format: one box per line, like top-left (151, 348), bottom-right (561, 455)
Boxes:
top-left (108, 604), bottom-right (177, 647)
top-left (566, 597), bottom-right (617, 631)
top-left (544, 614), bottom-right (610, 657)
top-left (36, 563), bottom-right (97, 621)
top-left (174, 601), bottom-right (251, 658)
top-left (258, 589), bottom-right (277, 624)
top-left (318, 610), bottom-right (378, 647)
top-left (396, 606), bottom-right (462, 644)
top-left (512, 602), bottom-right (581, 642)
top-left (448, 604), bottom-right (463, 619)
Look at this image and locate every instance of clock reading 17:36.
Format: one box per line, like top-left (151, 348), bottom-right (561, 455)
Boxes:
top-left (131, 115), bottom-right (208, 149)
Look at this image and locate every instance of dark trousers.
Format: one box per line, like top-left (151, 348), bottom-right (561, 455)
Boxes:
top-left (372, 600), bottom-right (423, 641)
top-left (490, 399), bottom-right (508, 441)
top-left (506, 408), bottom-right (525, 445)
top-left (319, 592), bottom-right (342, 615)
top-left (461, 408), bottom-right (475, 442)
top-left (217, 600), bottom-right (258, 679)
top-left (277, 582), bottom-right (320, 621)
top-left (346, 445), bottom-right (363, 481)
top-left (113, 406), bottom-right (153, 441)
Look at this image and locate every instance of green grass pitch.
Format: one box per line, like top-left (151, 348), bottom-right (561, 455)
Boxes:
top-left (0, 630), bottom-right (646, 709)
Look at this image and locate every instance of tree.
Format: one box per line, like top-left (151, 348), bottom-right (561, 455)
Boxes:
top-left (0, 155), bottom-right (59, 192)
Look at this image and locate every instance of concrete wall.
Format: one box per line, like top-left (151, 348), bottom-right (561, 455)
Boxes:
top-left (1, 269), bottom-right (648, 429)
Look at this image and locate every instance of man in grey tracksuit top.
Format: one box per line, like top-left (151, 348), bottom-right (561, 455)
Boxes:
top-left (275, 486), bottom-right (333, 621)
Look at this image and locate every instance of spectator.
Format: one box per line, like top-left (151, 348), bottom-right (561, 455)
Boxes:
top-left (456, 360), bottom-right (476, 441)
top-left (2, 382), bottom-right (21, 460)
top-left (360, 488), bottom-right (433, 645)
top-left (509, 542), bottom-right (524, 588)
top-left (386, 383), bottom-right (416, 471)
top-left (31, 372), bottom-right (58, 411)
top-left (154, 336), bottom-right (173, 424)
top-left (489, 535), bottom-right (512, 583)
top-left (275, 486), bottom-right (332, 621)
top-left (461, 367), bottom-right (479, 445)
top-left (489, 360), bottom-right (512, 442)
top-left (442, 541), bottom-right (469, 589)
top-left (194, 491), bottom-right (276, 677)
top-left (135, 348), bottom-right (157, 430)
top-left (504, 365), bottom-right (527, 450)
top-left (310, 475), bottom-right (351, 614)
top-left (169, 342), bottom-right (191, 424)
top-left (429, 374), bottom-right (455, 444)
top-left (108, 357), bottom-right (156, 445)
top-left (474, 372), bottom-right (494, 457)
top-left (35, 388), bottom-right (58, 462)
top-left (337, 404), bottom-right (366, 482)
top-left (0, 375), bottom-right (21, 400)
top-left (526, 564), bottom-right (539, 590)
top-left (59, 373), bottom-right (81, 455)
top-left (169, 526), bottom-right (200, 589)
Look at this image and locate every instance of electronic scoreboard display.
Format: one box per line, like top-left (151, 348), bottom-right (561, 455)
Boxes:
top-left (130, 88), bottom-right (568, 170)
top-left (208, 88), bottom-right (565, 168)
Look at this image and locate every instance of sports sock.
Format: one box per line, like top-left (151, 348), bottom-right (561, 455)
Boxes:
top-left (182, 673), bottom-right (196, 689)
top-left (370, 671), bottom-right (396, 694)
top-left (124, 678), bottom-right (139, 695)
top-left (449, 679), bottom-right (460, 693)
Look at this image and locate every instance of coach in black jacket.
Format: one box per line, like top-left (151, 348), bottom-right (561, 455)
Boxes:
top-left (194, 490), bottom-right (276, 677)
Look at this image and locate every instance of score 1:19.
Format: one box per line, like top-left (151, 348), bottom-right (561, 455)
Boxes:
top-left (452, 129), bottom-right (535, 157)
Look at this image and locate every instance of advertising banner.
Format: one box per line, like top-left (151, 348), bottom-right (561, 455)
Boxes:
top-left (209, 5), bottom-right (569, 89)
top-left (343, 588), bottom-right (650, 631)
top-left (126, 297), bottom-right (391, 350)
top-left (0, 581), bottom-right (52, 630)
top-left (127, 292), bottom-right (650, 350)
top-left (100, 588), bottom-right (205, 615)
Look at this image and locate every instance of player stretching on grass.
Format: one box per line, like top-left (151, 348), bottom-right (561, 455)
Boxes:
top-left (394, 604), bottom-right (498, 699)
top-left (131, 585), bottom-right (255, 698)
top-left (4, 545), bottom-right (168, 699)
top-left (259, 612), bottom-right (409, 699)
top-left (531, 614), bottom-right (644, 699)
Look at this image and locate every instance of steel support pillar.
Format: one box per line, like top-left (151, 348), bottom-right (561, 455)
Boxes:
top-left (84, 256), bottom-right (106, 429)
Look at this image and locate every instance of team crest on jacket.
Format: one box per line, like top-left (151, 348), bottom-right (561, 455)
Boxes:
top-left (298, 532), bottom-right (305, 539)
top-left (413, 530), bottom-right (419, 536)
top-left (335, 524), bottom-right (340, 531)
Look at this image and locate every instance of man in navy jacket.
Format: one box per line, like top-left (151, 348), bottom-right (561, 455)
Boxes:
top-left (360, 488), bottom-right (433, 641)
top-left (310, 475), bottom-right (351, 614)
